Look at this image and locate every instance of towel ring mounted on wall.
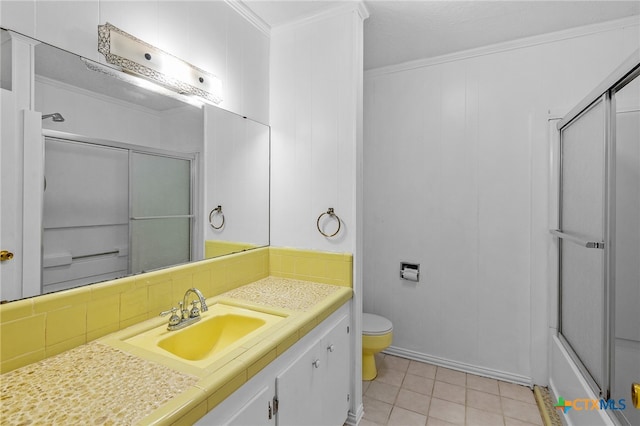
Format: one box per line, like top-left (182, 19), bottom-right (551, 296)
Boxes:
top-left (317, 207), bottom-right (341, 238)
top-left (209, 205), bottom-right (225, 230)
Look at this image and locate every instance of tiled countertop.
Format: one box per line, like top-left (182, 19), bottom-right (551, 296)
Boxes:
top-left (0, 277), bottom-right (352, 425)
top-left (221, 276), bottom-right (342, 312)
top-left (0, 342), bottom-right (199, 425)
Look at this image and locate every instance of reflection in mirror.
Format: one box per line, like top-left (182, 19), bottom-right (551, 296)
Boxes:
top-left (0, 28), bottom-right (270, 302)
top-left (43, 139), bottom-right (132, 293)
top-left (203, 106), bottom-right (270, 258)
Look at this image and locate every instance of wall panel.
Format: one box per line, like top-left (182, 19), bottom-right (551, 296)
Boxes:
top-left (270, 10), bottom-right (362, 254)
top-left (363, 21), bottom-right (639, 382)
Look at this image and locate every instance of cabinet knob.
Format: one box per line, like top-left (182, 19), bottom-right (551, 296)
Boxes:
top-left (312, 359), bottom-right (320, 368)
top-left (327, 344), bottom-right (335, 353)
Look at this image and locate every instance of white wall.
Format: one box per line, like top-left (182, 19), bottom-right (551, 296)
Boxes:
top-left (0, 0), bottom-right (269, 123)
top-left (269, 4), bottom-right (367, 422)
top-left (363, 19), bottom-right (639, 384)
top-left (270, 6), bottom-right (364, 253)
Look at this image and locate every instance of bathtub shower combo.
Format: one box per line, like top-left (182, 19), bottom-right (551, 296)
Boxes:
top-left (549, 50), bottom-right (639, 425)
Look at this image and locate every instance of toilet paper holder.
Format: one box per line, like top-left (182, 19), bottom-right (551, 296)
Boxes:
top-left (400, 262), bottom-right (420, 282)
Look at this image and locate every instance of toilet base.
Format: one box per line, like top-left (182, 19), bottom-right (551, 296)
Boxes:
top-left (362, 353), bottom-right (378, 380)
top-left (361, 332), bottom-right (393, 381)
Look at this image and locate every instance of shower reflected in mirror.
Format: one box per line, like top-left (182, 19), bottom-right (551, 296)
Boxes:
top-left (42, 112), bottom-right (65, 122)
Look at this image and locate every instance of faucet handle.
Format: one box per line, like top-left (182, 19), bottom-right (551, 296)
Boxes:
top-left (189, 300), bottom-right (201, 318)
top-left (160, 306), bottom-right (181, 327)
top-left (160, 306), bottom-right (178, 316)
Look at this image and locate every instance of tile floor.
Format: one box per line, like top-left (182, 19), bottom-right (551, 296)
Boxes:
top-left (361, 354), bottom-right (544, 426)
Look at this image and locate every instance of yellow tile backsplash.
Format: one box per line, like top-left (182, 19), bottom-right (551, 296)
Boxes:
top-left (0, 298), bottom-right (34, 322)
top-left (269, 247), bottom-right (353, 286)
top-left (1, 314), bottom-right (45, 360)
top-left (45, 335), bottom-right (86, 359)
top-left (0, 246), bottom-right (351, 374)
top-left (32, 286), bottom-right (91, 314)
top-left (86, 295), bottom-right (120, 332)
top-left (45, 304), bottom-right (87, 346)
top-left (204, 240), bottom-right (258, 259)
top-left (120, 286), bottom-right (149, 322)
top-left (147, 280), bottom-right (174, 318)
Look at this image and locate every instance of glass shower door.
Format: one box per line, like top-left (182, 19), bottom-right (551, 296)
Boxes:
top-left (557, 97), bottom-right (608, 394)
top-left (551, 52), bottom-right (640, 425)
top-left (130, 152), bottom-right (192, 274)
top-left (611, 72), bottom-right (640, 426)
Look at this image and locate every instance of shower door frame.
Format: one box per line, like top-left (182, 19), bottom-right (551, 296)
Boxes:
top-left (128, 149), bottom-right (196, 275)
top-left (555, 92), bottom-right (611, 400)
top-left (550, 50), bottom-right (640, 425)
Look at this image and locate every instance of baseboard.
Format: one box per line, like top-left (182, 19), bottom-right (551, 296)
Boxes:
top-left (384, 345), bottom-right (534, 387)
top-left (345, 403), bottom-right (364, 426)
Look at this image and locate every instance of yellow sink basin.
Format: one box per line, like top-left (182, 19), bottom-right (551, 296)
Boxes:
top-left (158, 313), bottom-right (271, 360)
top-left (122, 303), bottom-right (286, 370)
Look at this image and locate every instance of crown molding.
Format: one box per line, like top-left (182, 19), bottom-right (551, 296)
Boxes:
top-left (272, 1), bottom-right (369, 34)
top-left (225, 0), bottom-right (271, 37)
top-left (366, 15), bottom-right (640, 78)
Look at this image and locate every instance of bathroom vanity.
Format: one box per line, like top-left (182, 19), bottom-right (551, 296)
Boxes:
top-left (0, 277), bottom-right (352, 425)
top-left (198, 303), bottom-right (350, 426)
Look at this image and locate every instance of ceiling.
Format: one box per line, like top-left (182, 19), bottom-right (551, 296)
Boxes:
top-left (241, 0), bottom-right (640, 70)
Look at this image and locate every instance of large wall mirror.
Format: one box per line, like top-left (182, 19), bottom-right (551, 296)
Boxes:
top-left (0, 28), bottom-right (270, 302)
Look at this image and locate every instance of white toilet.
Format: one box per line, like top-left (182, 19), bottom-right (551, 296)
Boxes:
top-left (362, 313), bottom-right (393, 380)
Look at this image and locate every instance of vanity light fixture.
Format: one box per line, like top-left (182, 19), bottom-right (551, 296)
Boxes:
top-left (81, 58), bottom-right (206, 109)
top-left (97, 23), bottom-right (222, 105)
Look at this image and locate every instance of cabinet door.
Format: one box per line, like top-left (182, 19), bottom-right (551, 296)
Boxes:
top-left (197, 383), bottom-right (274, 426)
top-left (321, 314), bottom-right (350, 426)
top-left (275, 339), bottom-right (324, 426)
top-left (226, 384), bottom-right (274, 426)
top-left (276, 313), bottom-right (351, 426)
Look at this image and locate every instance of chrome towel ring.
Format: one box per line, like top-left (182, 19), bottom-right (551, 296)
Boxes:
top-left (209, 205), bottom-right (225, 230)
top-left (317, 207), bottom-right (341, 238)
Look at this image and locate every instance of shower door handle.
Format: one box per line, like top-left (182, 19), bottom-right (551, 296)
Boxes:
top-left (549, 230), bottom-right (605, 249)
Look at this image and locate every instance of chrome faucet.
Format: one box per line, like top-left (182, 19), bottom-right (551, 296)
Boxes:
top-left (182, 287), bottom-right (209, 319)
top-left (160, 287), bottom-right (209, 331)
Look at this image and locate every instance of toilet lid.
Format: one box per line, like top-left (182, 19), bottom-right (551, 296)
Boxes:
top-left (363, 313), bottom-right (393, 336)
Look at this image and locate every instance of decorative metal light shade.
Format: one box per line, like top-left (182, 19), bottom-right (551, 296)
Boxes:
top-left (98, 23), bottom-right (222, 105)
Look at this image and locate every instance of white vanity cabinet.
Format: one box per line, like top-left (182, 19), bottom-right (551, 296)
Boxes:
top-left (197, 303), bottom-right (351, 426)
top-left (276, 313), bottom-right (350, 426)
top-left (225, 384), bottom-right (275, 426)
